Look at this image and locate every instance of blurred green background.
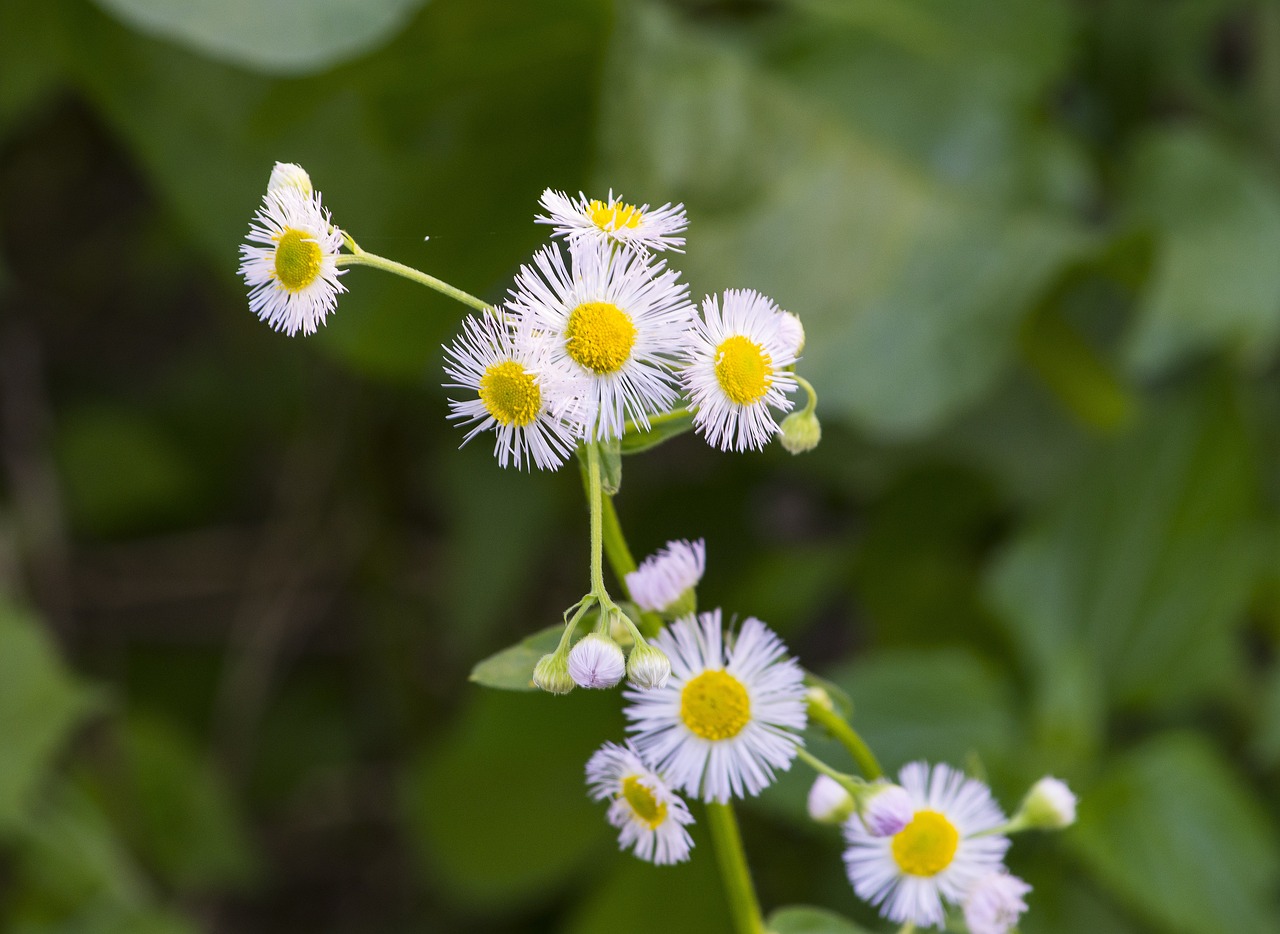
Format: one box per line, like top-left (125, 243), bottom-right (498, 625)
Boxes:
top-left (1, 0), bottom-right (1279, 931)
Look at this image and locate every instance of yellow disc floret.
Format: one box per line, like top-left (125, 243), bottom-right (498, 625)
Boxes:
top-left (565, 301), bottom-right (637, 374)
top-left (588, 199), bottom-right (643, 231)
top-left (479, 360), bottom-right (542, 427)
top-left (621, 775), bottom-right (668, 829)
top-left (273, 228), bottom-right (323, 293)
top-left (714, 335), bottom-right (772, 406)
top-left (891, 810), bottom-right (959, 877)
top-left (680, 669), bottom-right (751, 741)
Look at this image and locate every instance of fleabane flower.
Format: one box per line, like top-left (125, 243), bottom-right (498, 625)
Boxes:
top-left (568, 632), bottom-right (627, 689)
top-left (586, 741), bottom-right (694, 865)
top-left (623, 610), bottom-right (807, 803)
top-left (442, 312), bottom-right (579, 471)
top-left (239, 185), bottom-right (346, 336)
top-left (505, 240), bottom-right (694, 440)
top-left (844, 762), bottom-right (1010, 929)
top-left (625, 539), bottom-right (706, 616)
top-left (537, 188), bottom-right (687, 254)
top-left (963, 871), bottom-right (1032, 934)
top-left (682, 289), bottom-right (799, 452)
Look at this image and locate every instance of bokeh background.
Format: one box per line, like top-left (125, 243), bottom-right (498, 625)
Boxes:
top-left (2, 0), bottom-right (1279, 931)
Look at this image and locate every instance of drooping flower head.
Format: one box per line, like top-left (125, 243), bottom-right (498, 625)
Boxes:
top-left (505, 240), bottom-right (694, 440)
top-left (623, 610), bottom-right (807, 803)
top-left (844, 762), bottom-right (1011, 929)
top-left (807, 775), bottom-right (855, 825)
top-left (682, 289), bottom-right (799, 452)
top-left (586, 741), bottom-right (694, 865)
top-left (442, 311), bottom-right (580, 471)
top-left (568, 632), bottom-right (627, 689)
top-left (625, 539), bottom-right (706, 616)
top-left (537, 188), bottom-right (687, 255)
top-left (239, 185), bottom-right (346, 336)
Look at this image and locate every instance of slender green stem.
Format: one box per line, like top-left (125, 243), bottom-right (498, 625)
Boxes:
top-left (795, 376), bottom-right (818, 416)
top-left (795, 748), bottom-right (865, 798)
top-left (586, 443), bottom-right (610, 603)
top-left (552, 600), bottom-right (592, 656)
top-left (705, 802), bottom-right (766, 934)
top-left (808, 699), bottom-right (882, 779)
top-left (335, 250), bottom-right (489, 313)
top-left (601, 494), bottom-right (637, 582)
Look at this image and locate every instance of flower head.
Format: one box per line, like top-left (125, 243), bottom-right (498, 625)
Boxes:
top-left (239, 186), bottom-right (346, 336)
top-left (778, 311), bottom-right (805, 357)
top-left (568, 632), bottom-right (627, 689)
top-left (627, 641), bottom-right (672, 690)
top-left (625, 539), bottom-right (706, 616)
top-left (681, 290), bottom-right (799, 452)
top-left (808, 775), bottom-right (855, 825)
top-left (538, 188), bottom-right (687, 255)
top-left (268, 162), bottom-right (313, 198)
top-left (505, 240), bottom-right (694, 440)
top-left (843, 762), bottom-right (1011, 929)
top-left (1014, 776), bottom-right (1077, 830)
top-left (963, 871), bottom-right (1032, 934)
top-left (532, 651), bottom-right (574, 695)
top-left (586, 741), bottom-right (694, 865)
top-left (860, 782), bottom-right (915, 838)
top-left (623, 610), bottom-right (807, 803)
top-left (442, 312), bottom-right (580, 471)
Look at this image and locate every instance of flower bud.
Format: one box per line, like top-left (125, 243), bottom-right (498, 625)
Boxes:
top-left (860, 782), bottom-right (914, 837)
top-left (268, 162), bottom-right (313, 198)
top-left (807, 775), bottom-right (855, 825)
top-left (626, 641), bottom-right (671, 690)
top-left (567, 632), bottom-right (626, 689)
top-left (779, 408), bottom-right (821, 454)
top-left (779, 311), bottom-right (805, 357)
top-left (532, 652), bottom-right (574, 695)
top-left (963, 871), bottom-right (1031, 934)
top-left (1014, 776), bottom-right (1077, 829)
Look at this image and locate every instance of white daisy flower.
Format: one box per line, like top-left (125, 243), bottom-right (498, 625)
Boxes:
top-left (843, 761), bottom-right (1011, 929)
top-left (964, 871), bottom-right (1032, 934)
top-left (586, 741), bottom-right (694, 865)
top-left (625, 539), bottom-right (706, 615)
top-left (623, 609), bottom-right (807, 803)
top-left (537, 188), bottom-right (687, 254)
top-left (568, 632), bottom-right (627, 689)
top-left (442, 312), bottom-right (579, 471)
top-left (239, 187), bottom-right (346, 336)
top-left (681, 289), bottom-right (799, 452)
top-left (268, 162), bottom-right (313, 198)
top-left (505, 240), bottom-right (693, 440)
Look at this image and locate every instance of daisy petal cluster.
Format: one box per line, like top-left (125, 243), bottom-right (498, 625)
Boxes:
top-left (239, 179), bottom-right (346, 337)
top-left (625, 538), bottom-right (706, 615)
top-left (624, 610), bottom-right (807, 802)
top-left (964, 870), bottom-right (1032, 934)
top-left (586, 741), bottom-right (694, 865)
top-left (538, 188), bottom-right (687, 254)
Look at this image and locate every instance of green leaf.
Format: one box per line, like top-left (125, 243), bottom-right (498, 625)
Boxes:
top-left (89, 0), bottom-right (428, 75)
top-left (468, 624), bottom-right (564, 692)
top-left (620, 411), bottom-right (694, 455)
top-left (986, 380), bottom-right (1260, 713)
top-left (1123, 128), bottom-right (1280, 374)
top-left (0, 600), bottom-right (97, 829)
top-left (600, 436), bottom-right (623, 495)
top-left (768, 906), bottom-right (874, 934)
top-left (1069, 733), bottom-right (1280, 934)
top-left (402, 689), bottom-right (621, 910)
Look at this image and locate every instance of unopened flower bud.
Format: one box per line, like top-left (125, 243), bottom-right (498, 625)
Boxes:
top-left (268, 162), bottom-right (313, 198)
top-left (626, 641), bottom-right (671, 690)
top-left (860, 782), bottom-right (914, 837)
top-left (779, 408), bottom-right (821, 454)
top-left (1014, 776), bottom-right (1077, 829)
top-left (779, 311), bottom-right (805, 357)
top-left (807, 775), bottom-right (855, 825)
top-left (532, 652), bottom-right (574, 695)
top-left (567, 632), bottom-right (626, 689)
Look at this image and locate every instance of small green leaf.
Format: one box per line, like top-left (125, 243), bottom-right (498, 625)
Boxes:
top-left (620, 411), bottom-right (695, 454)
top-left (468, 625), bottom-right (565, 692)
top-left (600, 436), bottom-right (623, 495)
top-left (767, 906), bottom-right (874, 933)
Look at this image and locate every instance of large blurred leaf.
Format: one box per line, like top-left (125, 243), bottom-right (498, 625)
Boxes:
top-left (469, 625), bottom-right (564, 691)
top-left (90, 0), bottom-right (427, 75)
top-left (402, 689), bottom-right (620, 911)
top-left (0, 0), bottom-right (64, 140)
top-left (1070, 733), bottom-right (1280, 934)
top-left (600, 1), bottom-right (1090, 437)
top-left (1123, 128), bottom-right (1280, 374)
top-left (768, 906), bottom-right (873, 934)
top-left (987, 380), bottom-right (1260, 713)
top-left (0, 599), bottom-right (96, 829)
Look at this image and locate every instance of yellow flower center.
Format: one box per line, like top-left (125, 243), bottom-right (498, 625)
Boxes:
top-left (714, 335), bottom-right (772, 405)
top-left (891, 810), bottom-right (959, 877)
top-left (273, 228), bottom-right (323, 292)
top-left (478, 360), bottom-right (542, 426)
top-left (588, 199), bottom-right (643, 231)
top-left (565, 301), bottom-right (637, 374)
top-left (680, 669), bottom-right (751, 741)
top-left (621, 775), bottom-right (668, 829)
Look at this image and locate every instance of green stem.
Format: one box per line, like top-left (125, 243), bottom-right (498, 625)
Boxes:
top-left (586, 443), bottom-right (610, 603)
top-left (808, 699), bottom-right (882, 779)
top-left (794, 376), bottom-right (818, 416)
top-left (705, 802), bottom-right (767, 934)
top-left (600, 493), bottom-right (664, 638)
top-left (794, 748), bottom-right (865, 798)
top-left (335, 250), bottom-right (490, 313)
top-left (622, 406), bottom-right (690, 436)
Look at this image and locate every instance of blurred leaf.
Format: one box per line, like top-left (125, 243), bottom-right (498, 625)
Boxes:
top-left (1249, 661), bottom-right (1280, 770)
top-left (768, 905), bottom-right (873, 934)
top-left (101, 714), bottom-right (257, 892)
top-left (0, 0), bottom-right (64, 140)
top-left (601, 1), bottom-right (1090, 437)
top-left (468, 624), bottom-right (562, 692)
top-left (1070, 733), bottom-right (1280, 934)
top-left (89, 0), bottom-right (427, 75)
top-left (1123, 128), bottom-right (1280, 374)
top-left (402, 689), bottom-right (620, 911)
top-left (987, 380), bottom-right (1260, 712)
top-left (0, 599), bottom-right (96, 829)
